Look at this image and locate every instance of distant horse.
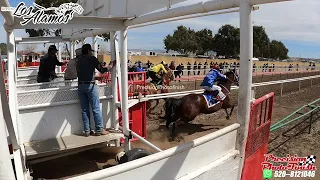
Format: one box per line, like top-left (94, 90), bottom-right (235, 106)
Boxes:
top-left (134, 68), bottom-right (174, 116)
top-left (162, 70), bottom-right (239, 140)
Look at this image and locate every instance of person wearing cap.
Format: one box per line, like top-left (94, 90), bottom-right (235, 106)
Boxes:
top-left (64, 48), bottom-right (82, 80)
top-left (148, 61), bottom-right (168, 85)
top-left (37, 45), bottom-right (66, 83)
top-left (200, 65), bottom-right (228, 101)
top-left (77, 44), bottom-right (115, 136)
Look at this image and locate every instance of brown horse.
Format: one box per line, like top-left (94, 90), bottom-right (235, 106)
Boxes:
top-left (134, 68), bottom-right (174, 116)
top-left (162, 70), bottom-right (239, 140)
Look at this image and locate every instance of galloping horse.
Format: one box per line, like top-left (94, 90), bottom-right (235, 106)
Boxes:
top-left (134, 68), bottom-right (174, 116)
top-left (162, 70), bottom-right (239, 140)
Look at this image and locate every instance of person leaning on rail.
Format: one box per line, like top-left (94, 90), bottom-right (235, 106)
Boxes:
top-left (76, 44), bottom-right (116, 137)
top-left (64, 48), bottom-right (82, 81)
top-left (37, 45), bottom-right (66, 83)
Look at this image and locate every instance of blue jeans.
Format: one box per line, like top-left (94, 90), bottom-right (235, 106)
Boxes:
top-left (78, 84), bottom-right (104, 133)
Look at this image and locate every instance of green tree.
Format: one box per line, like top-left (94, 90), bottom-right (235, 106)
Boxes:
top-left (163, 25), bottom-right (198, 54)
top-left (0, 43), bottom-right (7, 55)
top-left (212, 24), bottom-right (240, 58)
top-left (195, 28), bottom-right (214, 55)
top-left (163, 34), bottom-right (176, 53)
top-left (270, 40), bottom-right (289, 60)
top-left (253, 26), bottom-right (270, 58)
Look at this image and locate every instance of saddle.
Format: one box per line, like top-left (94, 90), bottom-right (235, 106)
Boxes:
top-left (202, 90), bottom-right (222, 108)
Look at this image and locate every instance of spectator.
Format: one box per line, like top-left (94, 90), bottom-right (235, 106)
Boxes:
top-left (169, 61), bottom-right (175, 70)
top-left (272, 64), bottom-right (275, 72)
top-left (197, 62), bottom-right (202, 75)
top-left (135, 63), bottom-right (143, 72)
top-left (77, 44), bottom-right (115, 136)
top-left (203, 61), bottom-right (208, 75)
top-left (193, 61), bottom-right (197, 75)
top-left (187, 62), bottom-right (191, 76)
top-left (37, 45), bottom-right (66, 83)
top-left (135, 63), bottom-right (143, 80)
top-left (146, 60), bottom-right (152, 68)
top-left (181, 63), bottom-right (184, 76)
top-left (64, 48), bottom-right (82, 80)
top-left (210, 60), bottom-right (214, 67)
top-left (175, 64), bottom-right (182, 80)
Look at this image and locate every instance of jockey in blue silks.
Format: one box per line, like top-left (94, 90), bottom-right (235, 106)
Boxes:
top-left (200, 65), bottom-right (228, 101)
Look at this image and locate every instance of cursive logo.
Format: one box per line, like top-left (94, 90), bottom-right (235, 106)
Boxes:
top-left (2, 2), bottom-right (83, 26)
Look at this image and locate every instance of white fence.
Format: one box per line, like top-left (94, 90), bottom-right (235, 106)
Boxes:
top-left (66, 124), bottom-right (240, 180)
top-left (134, 75), bottom-right (320, 101)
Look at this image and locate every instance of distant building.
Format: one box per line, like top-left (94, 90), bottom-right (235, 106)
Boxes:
top-left (141, 51), bottom-right (157, 56)
top-left (21, 52), bottom-right (42, 62)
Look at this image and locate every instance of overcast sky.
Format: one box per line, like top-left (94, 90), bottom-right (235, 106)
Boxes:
top-left (1, 0), bottom-right (320, 58)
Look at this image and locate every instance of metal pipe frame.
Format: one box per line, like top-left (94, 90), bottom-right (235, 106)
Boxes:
top-left (66, 123), bottom-right (240, 180)
top-left (58, 42), bottom-right (63, 73)
top-left (66, 0), bottom-right (290, 40)
top-left (0, 101), bottom-right (16, 179)
top-left (110, 31), bottom-right (119, 130)
top-left (236, 1), bottom-right (253, 179)
top-left (0, 0), bottom-right (14, 26)
top-left (15, 36), bottom-right (70, 44)
top-left (124, 0), bottom-right (291, 27)
top-left (120, 28), bottom-right (131, 152)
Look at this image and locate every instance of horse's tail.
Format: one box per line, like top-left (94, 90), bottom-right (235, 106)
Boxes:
top-left (161, 97), bottom-right (183, 121)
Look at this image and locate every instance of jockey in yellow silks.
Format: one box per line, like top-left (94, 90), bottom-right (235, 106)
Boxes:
top-left (149, 61), bottom-right (168, 86)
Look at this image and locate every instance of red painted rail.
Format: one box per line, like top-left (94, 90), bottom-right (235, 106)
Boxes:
top-left (241, 92), bottom-right (274, 180)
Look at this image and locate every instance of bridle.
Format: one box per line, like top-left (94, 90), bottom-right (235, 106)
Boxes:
top-left (164, 69), bottom-right (174, 81)
top-left (226, 70), bottom-right (239, 84)
top-left (219, 70), bottom-right (239, 95)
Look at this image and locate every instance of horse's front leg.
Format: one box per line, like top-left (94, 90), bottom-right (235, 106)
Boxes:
top-left (225, 105), bottom-right (235, 120)
top-left (148, 99), bottom-right (160, 114)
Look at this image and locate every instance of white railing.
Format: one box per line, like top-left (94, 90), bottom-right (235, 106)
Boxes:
top-left (134, 75), bottom-right (320, 102)
top-left (13, 74), bottom-right (320, 108)
top-left (17, 83), bottom-right (112, 109)
top-left (15, 66), bottom-right (320, 81)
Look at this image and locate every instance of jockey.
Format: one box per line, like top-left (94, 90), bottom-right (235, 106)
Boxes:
top-left (200, 65), bottom-right (228, 101)
top-left (149, 61), bottom-right (168, 85)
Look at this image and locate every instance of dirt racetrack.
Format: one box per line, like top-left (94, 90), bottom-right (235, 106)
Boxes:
top-left (31, 74), bottom-right (320, 180)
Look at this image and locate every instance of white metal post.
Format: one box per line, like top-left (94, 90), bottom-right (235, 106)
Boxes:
top-left (115, 34), bottom-right (122, 114)
top-left (120, 28), bottom-right (131, 152)
top-left (0, 103), bottom-right (16, 180)
top-left (110, 31), bottom-right (119, 130)
top-left (70, 41), bottom-right (74, 59)
top-left (58, 42), bottom-right (62, 72)
top-left (0, 57), bottom-right (19, 150)
top-left (92, 36), bottom-right (98, 57)
top-left (1, 31), bottom-right (16, 180)
top-left (7, 30), bottom-right (20, 142)
top-left (237, 1), bottom-right (253, 179)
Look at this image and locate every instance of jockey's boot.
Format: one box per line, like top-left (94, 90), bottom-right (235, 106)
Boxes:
top-left (209, 90), bottom-right (219, 102)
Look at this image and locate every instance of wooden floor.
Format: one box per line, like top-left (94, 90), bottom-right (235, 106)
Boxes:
top-left (24, 133), bottom-right (124, 157)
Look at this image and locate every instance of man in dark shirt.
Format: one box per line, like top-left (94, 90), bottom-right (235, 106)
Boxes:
top-left (37, 45), bottom-right (65, 83)
top-left (77, 44), bottom-right (114, 136)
